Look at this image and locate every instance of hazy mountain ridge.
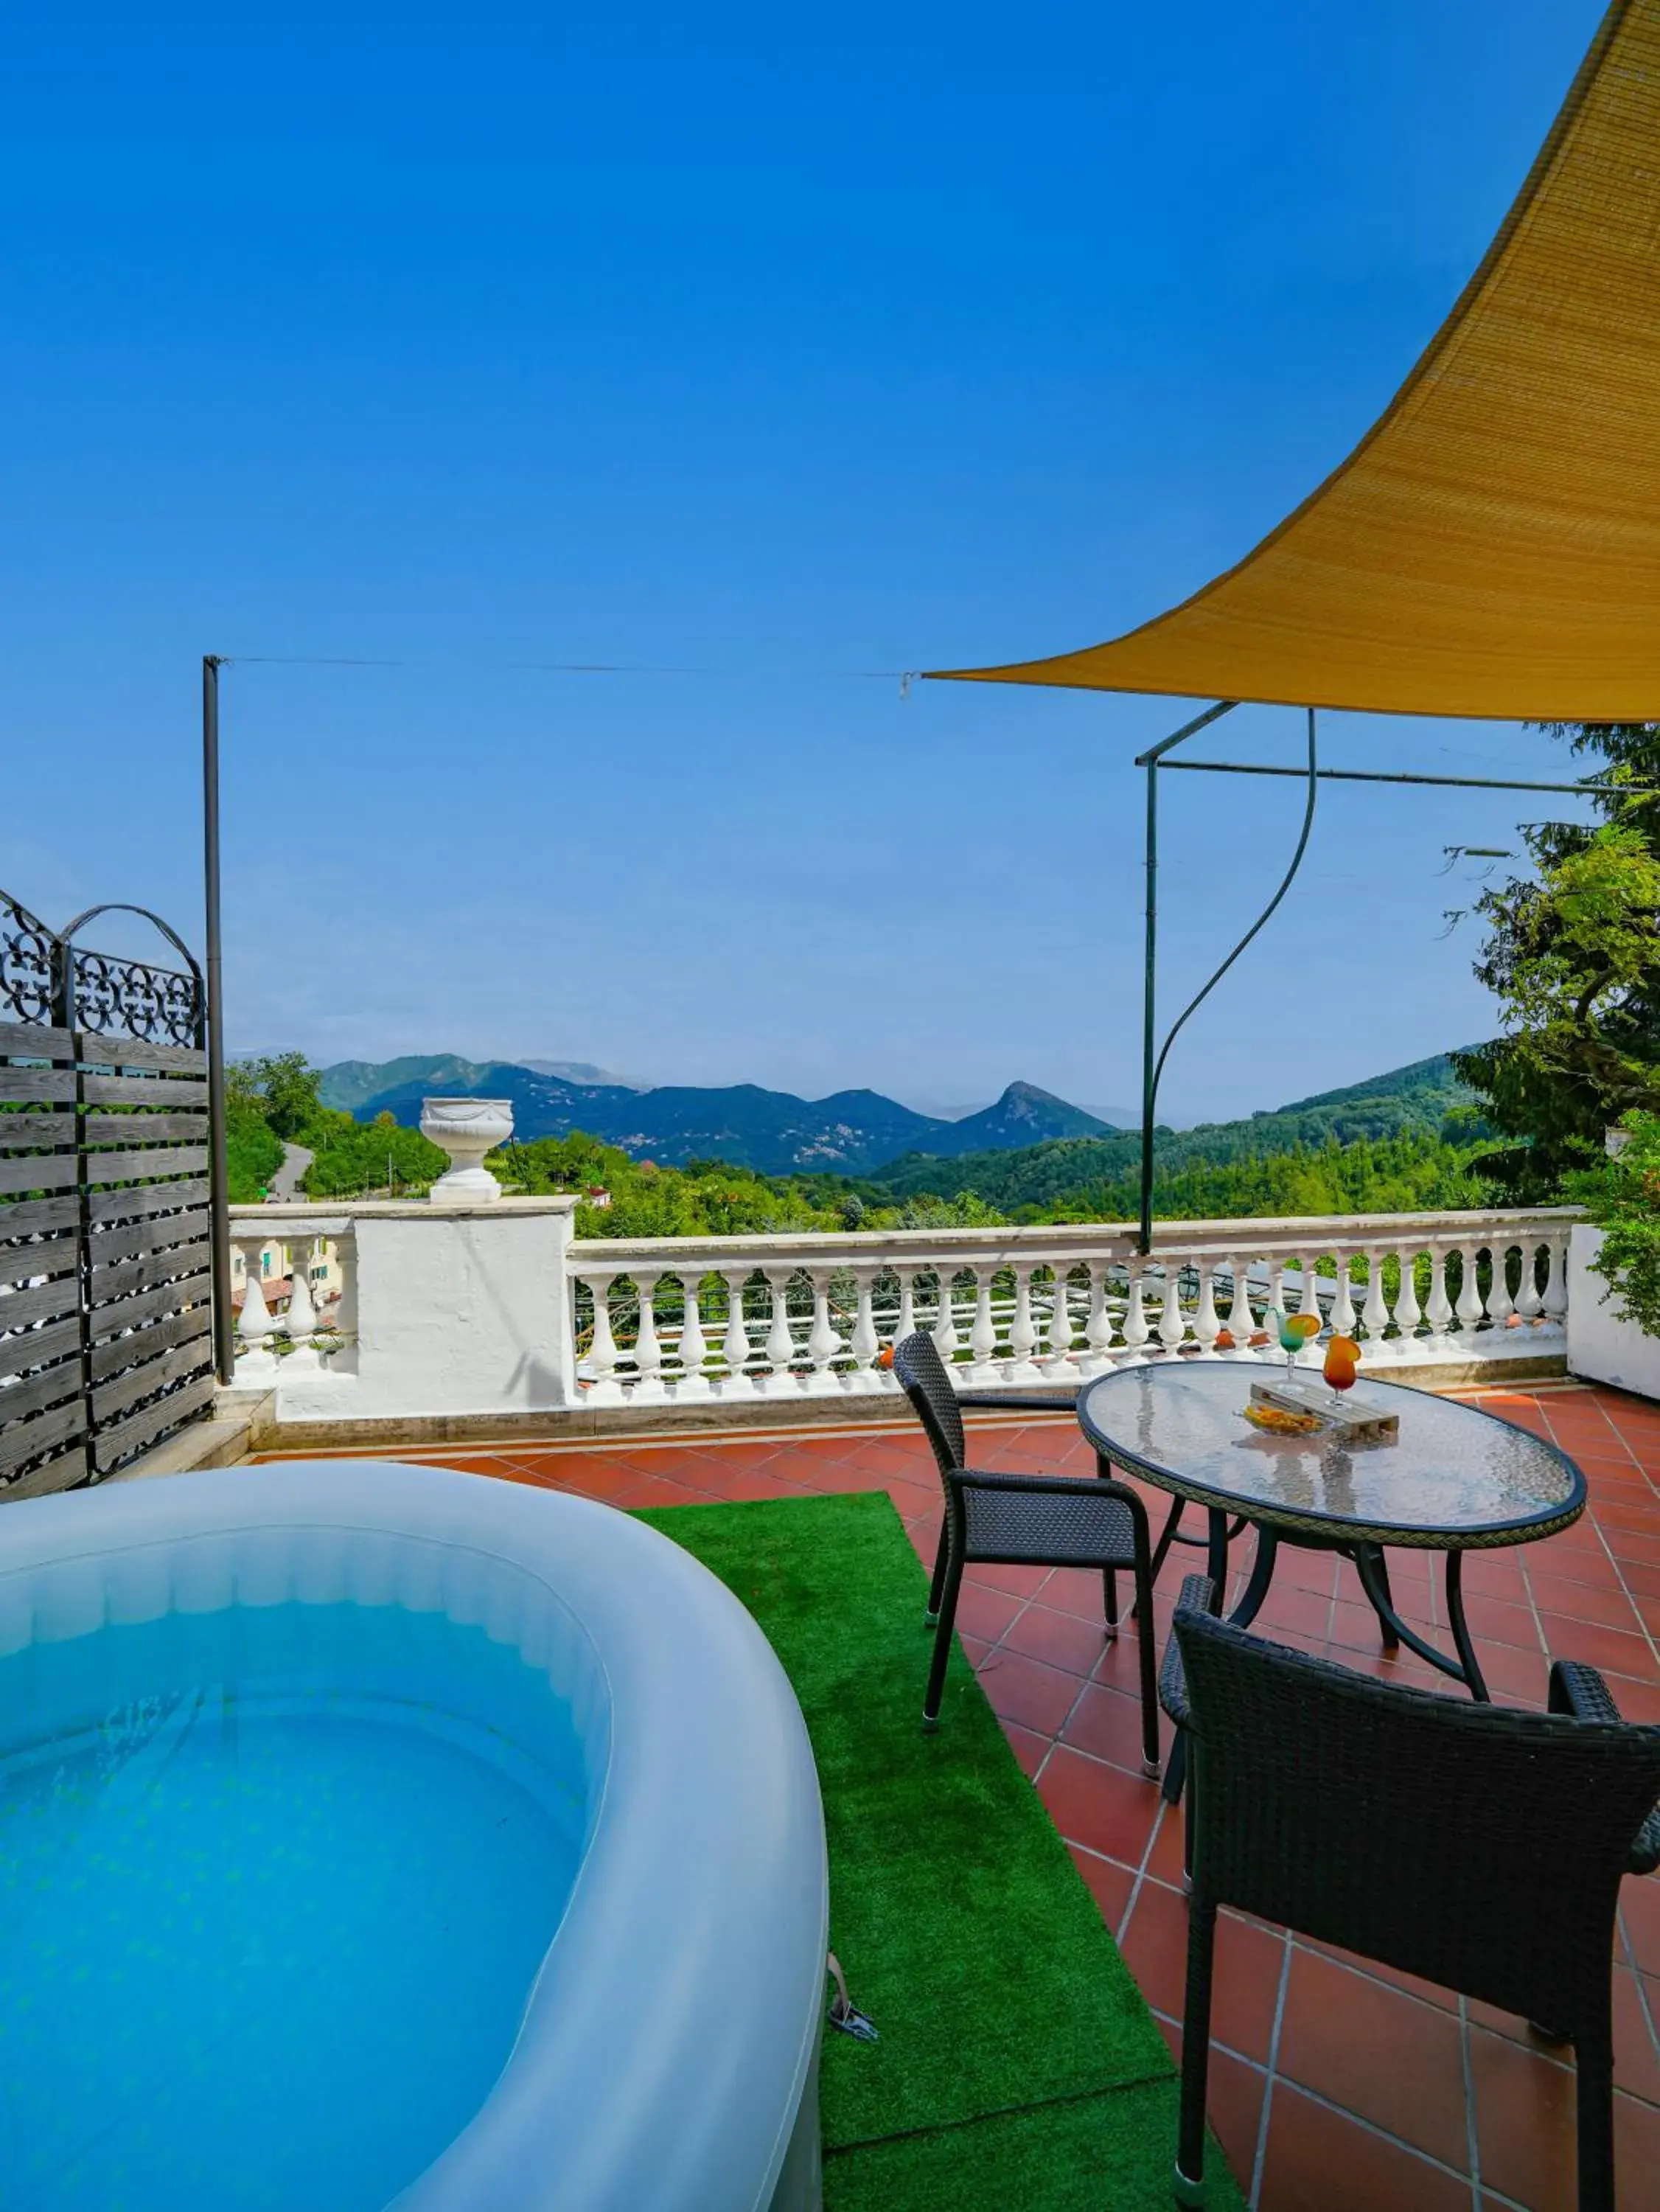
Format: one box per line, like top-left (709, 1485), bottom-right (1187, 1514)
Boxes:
top-left (319, 1058), bottom-right (1117, 1175)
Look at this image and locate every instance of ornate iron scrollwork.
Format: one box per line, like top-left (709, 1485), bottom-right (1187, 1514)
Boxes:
top-left (59, 902), bottom-right (204, 1048)
top-left (0, 888), bottom-right (205, 1046)
top-left (0, 891), bottom-right (58, 1026)
top-left (71, 947), bottom-right (202, 1046)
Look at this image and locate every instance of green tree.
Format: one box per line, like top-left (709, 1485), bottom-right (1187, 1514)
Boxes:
top-left (227, 1051), bottom-right (324, 1143)
top-left (302, 1109), bottom-right (448, 1197)
top-left (1457, 722), bottom-right (1660, 1196)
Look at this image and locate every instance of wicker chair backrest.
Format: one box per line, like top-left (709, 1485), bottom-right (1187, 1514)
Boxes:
top-left (1175, 1607), bottom-right (1660, 2036)
top-left (891, 1330), bottom-right (966, 1481)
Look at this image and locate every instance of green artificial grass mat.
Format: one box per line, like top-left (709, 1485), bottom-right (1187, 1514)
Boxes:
top-left (825, 2081), bottom-right (1232, 2212)
top-left (635, 1490), bottom-right (1245, 2210)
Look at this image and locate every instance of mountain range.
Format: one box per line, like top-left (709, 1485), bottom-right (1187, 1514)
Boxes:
top-left (866, 1051), bottom-right (1481, 1206)
top-left (318, 1056), bottom-right (1123, 1175)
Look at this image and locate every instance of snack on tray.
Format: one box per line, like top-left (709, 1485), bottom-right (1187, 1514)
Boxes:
top-left (1243, 1401), bottom-right (1323, 1436)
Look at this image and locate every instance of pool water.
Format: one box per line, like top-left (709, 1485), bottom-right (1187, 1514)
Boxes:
top-left (0, 1601), bottom-right (589, 2211)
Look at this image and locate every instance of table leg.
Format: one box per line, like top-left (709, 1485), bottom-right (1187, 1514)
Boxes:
top-left (1351, 1548), bottom-right (1489, 1700)
top-left (1205, 1509), bottom-right (1230, 1610)
top-left (1445, 1551), bottom-right (1490, 1704)
top-left (1355, 1543), bottom-right (1401, 1652)
top-left (1227, 1527), bottom-right (1279, 1631)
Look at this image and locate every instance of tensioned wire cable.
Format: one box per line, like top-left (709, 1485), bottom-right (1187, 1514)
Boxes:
top-left (1147, 704), bottom-right (1320, 1127)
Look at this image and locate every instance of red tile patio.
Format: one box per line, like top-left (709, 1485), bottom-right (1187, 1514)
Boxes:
top-left (273, 1379), bottom-right (1660, 2210)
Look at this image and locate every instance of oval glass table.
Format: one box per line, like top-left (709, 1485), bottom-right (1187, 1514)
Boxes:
top-left (1076, 1360), bottom-right (1586, 1708)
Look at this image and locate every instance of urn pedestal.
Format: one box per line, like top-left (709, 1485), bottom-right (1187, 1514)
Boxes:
top-left (420, 1097), bottom-right (514, 1203)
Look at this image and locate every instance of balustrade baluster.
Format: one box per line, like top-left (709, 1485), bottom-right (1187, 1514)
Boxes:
top-left (932, 1270), bottom-right (961, 1367)
top-left (1157, 1264), bottom-right (1187, 1354)
top-left (806, 1270), bottom-right (840, 1390)
top-left (1424, 1246), bottom-right (1455, 1342)
top-left (1361, 1248), bottom-right (1392, 1352)
top-left (232, 1233), bottom-right (279, 1382)
top-left (969, 1268), bottom-right (1000, 1381)
top-left (1513, 1240), bottom-right (1544, 1321)
top-left (1264, 1262), bottom-right (1288, 1341)
top-left (582, 1271), bottom-right (623, 1402)
top-left (282, 1234), bottom-right (322, 1370)
top-left (1329, 1252), bottom-right (1357, 1339)
top-left (1542, 1236), bottom-right (1570, 1331)
top-left (329, 1237), bottom-right (358, 1366)
top-left (675, 1273), bottom-right (711, 1397)
top-left (1122, 1267), bottom-right (1151, 1360)
top-left (849, 1266), bottom-right (880, 1384)
top-left (1047, 1265), bottom-right (1078, 1375)
top-left (719, 1269), bottom-right (753, 1395)
top-left (764, 1269), bottom-right (798, 1391)
top-left (1393, 1245), bottom-right (1423, 1351)
top-left (1189, 1259), bottom-right (1221, 1354)
top-left (1083, 1261), bottom-right (1115, 1370)
top-left (1223, 1257), bottom-right (1255, 1349)
top-left (1009, 1265), bottom-right (1040, 1378)
top-left (896, 1268), bottom-right (918, 1343)
top-left (1454, 1243), bottom-right (1486, 1335)
top-left (1485, 1243), bottom-right (1517, 1327)
top-left (1297, 1256), bottom-right (1322, 1320)
top-left (632, 1273), bottom-right (667, 1402)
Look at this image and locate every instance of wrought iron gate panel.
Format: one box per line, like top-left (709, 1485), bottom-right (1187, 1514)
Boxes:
top-left (1, 888), bottom-right (214, 1500)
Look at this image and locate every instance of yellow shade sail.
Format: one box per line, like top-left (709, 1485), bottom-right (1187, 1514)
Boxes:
top-left (931, 0), bottom-right (1660, 723)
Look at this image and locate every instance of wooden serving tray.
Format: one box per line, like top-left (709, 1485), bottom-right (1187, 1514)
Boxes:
top-left (1249, 1377), bottom-right (1400, 1444)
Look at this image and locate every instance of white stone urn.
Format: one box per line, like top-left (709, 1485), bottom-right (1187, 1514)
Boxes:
top-left (420, 1096), bottom-right (514, 1203)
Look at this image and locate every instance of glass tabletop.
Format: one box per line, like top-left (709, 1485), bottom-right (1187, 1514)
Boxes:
top-left (1076, 1360), bottom-right (1585, 1549)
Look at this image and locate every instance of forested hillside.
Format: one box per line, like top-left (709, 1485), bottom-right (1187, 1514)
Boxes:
top-left (867, 1053), bottom-right (1480, 1208)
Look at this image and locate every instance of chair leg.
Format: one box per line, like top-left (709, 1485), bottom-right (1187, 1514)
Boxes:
top-left (924, 1517), bottom-right (952, 1625)
top-left (1162, 1728), bottom-right (1188, 1806)
top-left (1131, 1537), bottom-right (1159, 1778)
top-left (922, 1551), bottom-right (966, 1730)
top-left (1574, 2028), bottom-right (1616, 2212)
top-left (1103, 1565), bottom-right (1119, 1641)
top-left (1173, 1893), bottom-right (1217, 2207)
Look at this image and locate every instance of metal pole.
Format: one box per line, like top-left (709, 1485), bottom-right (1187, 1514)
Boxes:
top-left (1139, 757), bottom-right (1159, 1255)
top-left (1134, 702), bottom-right (1236, 1256)
top-left (1156, 761), bottom-right (1653, 797)
top-left (203, 655), bottom-right (234, 1385)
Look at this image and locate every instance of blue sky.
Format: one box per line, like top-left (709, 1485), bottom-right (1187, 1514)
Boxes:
top-left (0, 1), bottom-right (1611, 1122)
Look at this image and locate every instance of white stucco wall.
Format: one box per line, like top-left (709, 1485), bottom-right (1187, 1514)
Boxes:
top-left (1566, 1222), bottom-right (1660, 1401)
top-left (277, 1197), bottom-right (579, 1422)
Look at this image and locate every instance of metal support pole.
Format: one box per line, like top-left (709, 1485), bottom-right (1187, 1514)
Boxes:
top-left (1139, 757), bottom-right (1159, 1255)
top-left (203, 655), bottom-right (234, 1385)
top-left (1134, 702), bottom-right (1237, 1254)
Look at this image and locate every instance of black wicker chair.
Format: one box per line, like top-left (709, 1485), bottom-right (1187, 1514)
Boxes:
top-left (1160, 1573), bottom-right (1660, 2211)
top-left (890, 1329), bottom-right (1161, 1771)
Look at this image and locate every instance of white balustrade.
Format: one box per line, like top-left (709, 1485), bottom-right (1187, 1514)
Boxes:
top-left (229, 1215), bottom-right (360, 1389)
top-left (226, 1202), bottom-right (1580, 1427)
top-left (559, 1207), bottom-right (1580, 1410)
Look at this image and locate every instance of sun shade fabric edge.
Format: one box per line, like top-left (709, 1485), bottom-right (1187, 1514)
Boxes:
top-left (927, 0), bottom-right (1660, 724)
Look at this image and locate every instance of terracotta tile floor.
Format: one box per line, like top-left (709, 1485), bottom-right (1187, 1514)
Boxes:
top-left (325, 1380), bottom-right (1660, 2210)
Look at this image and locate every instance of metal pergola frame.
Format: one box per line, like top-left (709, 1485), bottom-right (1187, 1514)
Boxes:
top-left (1135, 699), bottom-right (1652, 1254)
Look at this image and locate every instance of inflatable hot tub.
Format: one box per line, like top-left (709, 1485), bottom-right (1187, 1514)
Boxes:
top-left (0, 1463), bottom-right (827, 2212)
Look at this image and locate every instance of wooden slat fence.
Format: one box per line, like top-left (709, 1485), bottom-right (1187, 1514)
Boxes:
top-left (1, 888), bottom-right (215, 1499)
